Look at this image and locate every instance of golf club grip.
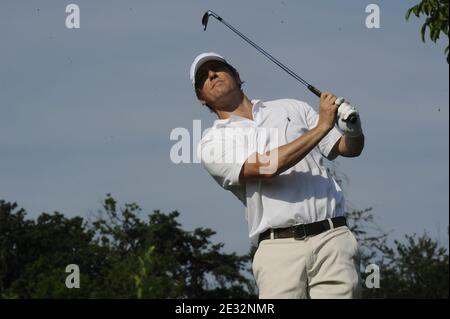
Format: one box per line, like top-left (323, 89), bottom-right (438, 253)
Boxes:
top-left (308, 85), bottom-right (322, 98)
top-left (308, 85), bottom-right (358, 124)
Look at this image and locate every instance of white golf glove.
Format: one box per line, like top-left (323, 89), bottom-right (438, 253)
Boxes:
top-left (335, 97), bottom-right (363, 138)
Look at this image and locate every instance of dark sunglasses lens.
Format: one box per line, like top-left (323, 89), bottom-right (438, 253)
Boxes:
top-left (195, 69), bottom-right (209, 88)
top-left (196, 62), bottom-right (228, 87)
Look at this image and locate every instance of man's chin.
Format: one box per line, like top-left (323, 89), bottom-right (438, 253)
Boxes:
top-left (215, 87), bottom-right (239, 100)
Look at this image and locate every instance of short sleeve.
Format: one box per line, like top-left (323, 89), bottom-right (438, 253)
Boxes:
top-left (298, 100), bottom-right (343, 160)
top-left (197, 128), bottom-right (258, 189)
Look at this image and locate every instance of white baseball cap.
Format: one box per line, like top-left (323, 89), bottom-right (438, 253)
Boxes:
top-left (189, 52), bottom-right (226, 87)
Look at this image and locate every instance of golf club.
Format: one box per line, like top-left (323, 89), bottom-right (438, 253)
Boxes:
top-left (201, 10), bottom-right (357, 123)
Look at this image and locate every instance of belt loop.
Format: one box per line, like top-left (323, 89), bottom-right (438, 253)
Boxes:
top-left (327, 218), bottom-right (334, 230)
top-left (270, 229), bottom-right (275, 240)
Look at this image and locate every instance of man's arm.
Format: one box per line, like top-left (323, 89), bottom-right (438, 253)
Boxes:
top-left (332, 134), bottom-right (365, 158)
top-left (331, 98), bottom-right (365, 158)
top-left (240, 93), bottom-right (338, 182)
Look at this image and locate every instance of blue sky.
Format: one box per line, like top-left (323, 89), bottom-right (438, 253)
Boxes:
top-left (0, 0), bottom-right (448, 254)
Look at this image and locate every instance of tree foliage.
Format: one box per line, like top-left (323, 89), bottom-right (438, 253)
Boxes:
top-left (0, 196), bottom-right (254, 298)
top-left (348, 209), bottom-right (448, 298)
top-left (0, 196), bottom-right (447, 298)
top-left (406, 0), bottom-right (449, 62)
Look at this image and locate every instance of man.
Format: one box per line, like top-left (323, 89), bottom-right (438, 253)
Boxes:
top-left (190, 52), bottom-right (365, 299)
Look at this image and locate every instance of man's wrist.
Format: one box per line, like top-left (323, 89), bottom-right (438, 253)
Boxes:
top-left (314, 123), bottom-right (333, 137)
top-left (338, 114), bottom-right (363, 138)
top-left (344, 125), bottom-right (363, 138)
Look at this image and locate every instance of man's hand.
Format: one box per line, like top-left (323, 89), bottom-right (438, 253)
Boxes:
top-left (317, 92), bottom-right (339, 133)
top-left (335, 98), bottom-right (363, 138)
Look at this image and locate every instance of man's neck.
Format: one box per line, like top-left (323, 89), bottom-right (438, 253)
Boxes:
top-left (216, 94), bottom-right (254, 121)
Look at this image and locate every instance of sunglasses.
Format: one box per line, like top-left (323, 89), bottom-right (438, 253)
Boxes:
top-left (195, 61), bottom-right (232, 89)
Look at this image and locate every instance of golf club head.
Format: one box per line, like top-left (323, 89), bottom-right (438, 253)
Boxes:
top-left (202, 11), bottom-right (211, 31)
top-left (202, 10), bottom-right (220, 31)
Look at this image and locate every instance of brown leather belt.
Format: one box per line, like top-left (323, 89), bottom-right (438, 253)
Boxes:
top-left (258, 216), bottom-right (347, 245)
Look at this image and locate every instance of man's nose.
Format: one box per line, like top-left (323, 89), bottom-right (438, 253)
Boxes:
top-left (207, 70), bottom-right (218, 80)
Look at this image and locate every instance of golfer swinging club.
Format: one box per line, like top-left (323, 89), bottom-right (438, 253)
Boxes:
top-left (191, 52), bottom-right (365, 299)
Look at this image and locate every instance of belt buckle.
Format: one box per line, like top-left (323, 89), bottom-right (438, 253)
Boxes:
top-left (293, 224), bottom-right (307, 240)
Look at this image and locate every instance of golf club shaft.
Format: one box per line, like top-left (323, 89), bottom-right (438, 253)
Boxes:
top-left (205, 12), bottom-right (322, 98)
top-left (203, 11), bottom-right (358, 124)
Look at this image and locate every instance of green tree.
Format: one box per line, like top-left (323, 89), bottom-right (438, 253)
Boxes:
top-left (406, 0), bottom-right (449, 62)
top-left (347, 208), bottom-right (449, 298)
top-left (92, 194), bottom-right (254, 298)
top-left (2, 195), bottom-right (447, 299)
top-left (364, 232), bottom-right (449, 298)
top-left (0, 196), bottom-right (255, 298)
top-left (0, 200), bottom-right (111, 298)
top-left (329, 161), bottom-right (449, 298)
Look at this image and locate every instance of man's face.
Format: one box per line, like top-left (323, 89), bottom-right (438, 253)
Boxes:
top-left (195, 61), bottom-right (241, 108)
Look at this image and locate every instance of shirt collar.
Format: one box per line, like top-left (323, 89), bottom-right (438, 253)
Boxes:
top-left (212, 99), bottom-right (264, 128)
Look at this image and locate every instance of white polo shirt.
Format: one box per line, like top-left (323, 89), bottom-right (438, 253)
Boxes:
top-left (197, 99), bottom-right (345, 246)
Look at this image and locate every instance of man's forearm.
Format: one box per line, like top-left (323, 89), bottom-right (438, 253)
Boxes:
top-left (272, 126), bottom-right (330, 175)
top-left (241, 125), bottom-right (330, 181)
top-left (337, 133), bottom-right (365, 157)
top-left (240, 92), bottom-right (339, 182)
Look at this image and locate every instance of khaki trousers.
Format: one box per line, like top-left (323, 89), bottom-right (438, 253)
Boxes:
top-left (252, 225), bottom-right (361, 299)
